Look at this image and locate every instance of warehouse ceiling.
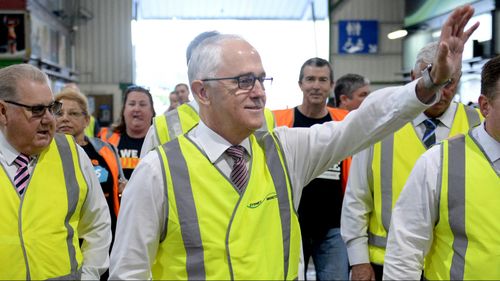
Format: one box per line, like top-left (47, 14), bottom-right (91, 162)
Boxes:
top-left (134, 0), bottom-right (329, 20)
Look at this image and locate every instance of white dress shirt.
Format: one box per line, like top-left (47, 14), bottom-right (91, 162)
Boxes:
top-left (383, 122), bottom-right (500, 280)
top-left (0, 131), bottom-right (111, 280)
top-left (340, 102), bottom-right (459, 266)
top-left (109, 79), bottom-right (435, 280)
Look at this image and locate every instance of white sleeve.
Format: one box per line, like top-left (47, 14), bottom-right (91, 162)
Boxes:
top-left (341, 148), bottom-right (373, 265)
top-left (77, 146), bottom-right (112, 280)
top-left (109, 150), bottom-right (166, 280)
top-left (275, 79), bottom-right (433, 209)
top-left (140, 125), bottom-right (159, 159)
top-left (383, 146), bottom-right (441, 280)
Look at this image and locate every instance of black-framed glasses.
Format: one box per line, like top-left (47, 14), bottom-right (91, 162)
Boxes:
top-left (201, 74), bottom-right (273, 91)
top-left (3, 100), bottom-right (62, 118)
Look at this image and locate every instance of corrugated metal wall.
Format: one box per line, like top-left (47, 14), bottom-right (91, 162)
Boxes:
top-left (75, 0), bottom-right (133, 85)
top-left (330, 0), bottom-right (405, 86)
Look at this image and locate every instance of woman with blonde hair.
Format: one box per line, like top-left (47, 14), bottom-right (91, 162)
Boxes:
top-left (55, 88), bottom-right (125, 233)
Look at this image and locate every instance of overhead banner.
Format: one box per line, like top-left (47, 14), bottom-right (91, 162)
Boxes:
top-left (338, 20), bottom-right (378, 54)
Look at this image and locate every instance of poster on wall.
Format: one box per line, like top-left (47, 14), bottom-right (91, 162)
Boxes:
top-left (30, 13), bottom-right (68, 67)
top-left (0, 12), bottom-right (26, 59)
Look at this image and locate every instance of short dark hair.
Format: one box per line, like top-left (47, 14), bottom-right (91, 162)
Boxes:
top-left (334, 73), bottom-right (370, 106)
top-left (175, 83), bottom-right (189, 91)
top-left (481, 55), bottom-right (500, 101)
top-left (112, 85), bottom-right (156, 133)
top-left (186, 30), bottom-right (220, 65)
top-left (298, 57), bottom-right (333, 84)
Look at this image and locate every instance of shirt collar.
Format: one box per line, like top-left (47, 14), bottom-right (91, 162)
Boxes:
top-left (412, 102), bottom-right (457, 129)
top-left (188, 120), bottom-right (251, 164)
top-left (0, 130), bottom-right (23, 166)
top-left (474, 122), bottom-right (500, 163)
top-left (187, 99), bottom-right (200, 113)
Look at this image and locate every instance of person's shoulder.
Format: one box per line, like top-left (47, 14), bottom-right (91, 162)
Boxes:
top-left (272, 108), bottom-right (293, 114)
top-left (327, 107), bottom-right (349, 120)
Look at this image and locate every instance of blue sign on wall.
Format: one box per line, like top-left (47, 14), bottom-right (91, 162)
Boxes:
top-left (338, 20), bottom-right (378, 54)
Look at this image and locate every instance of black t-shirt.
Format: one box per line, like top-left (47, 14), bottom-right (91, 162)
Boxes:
top-left (117, 133), bottom-right (144, 179)
top-left (292, 107), bottom-right (346, 238)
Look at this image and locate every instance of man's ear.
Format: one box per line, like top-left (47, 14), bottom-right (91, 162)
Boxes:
top-left (0, 101), bottom-right (7, 125)
top-left (478, 95), bottom-right (489, 118)
top-left (339, 94), bottom-right (349, 105)
top-left (410, 70), bottom-right (416, 81)
top-left (191, 80), bottom-right (210, 105)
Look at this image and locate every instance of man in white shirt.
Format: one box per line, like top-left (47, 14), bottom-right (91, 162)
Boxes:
top-left (0, 64), bottom-right (111, 280)
top-left (109, 6), bottom-right (478, 280)
top-left (383, 55), bottom-right (500, 280)
top-left (340, 41), bottom-right (482, 280)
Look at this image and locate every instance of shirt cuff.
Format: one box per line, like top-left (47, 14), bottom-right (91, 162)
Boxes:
top-left (346, 241), bottom-right (371, 265)
top-left (413, 77), bottom-right (442, 105)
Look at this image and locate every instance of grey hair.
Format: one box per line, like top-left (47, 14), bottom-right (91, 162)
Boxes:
top-left (185, 30), bottom-right (220, 65)
top-left (334, 73), bottom-right (370, 105)
top-left (0, 64), bottom-right (49, 101)
top-left (413, 41), bottom-right (438, 73)
top-left (187, 34), bottom-right (246, 85)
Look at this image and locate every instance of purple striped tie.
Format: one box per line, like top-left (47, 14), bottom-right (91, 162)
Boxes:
top-left (14, 154), bottom-right (30, 194)
top-left (226, 145), bottom-right (248, 191)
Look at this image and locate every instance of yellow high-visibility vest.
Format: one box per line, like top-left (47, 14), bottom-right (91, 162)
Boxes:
top-left (153, 132), bottom-right (300, 280)
top-left (368, 103), bottom-right (482, 264)
top-left (0, 134), bottom-right (89, 280)
top-left (424, 133), bottom-right (500, 280)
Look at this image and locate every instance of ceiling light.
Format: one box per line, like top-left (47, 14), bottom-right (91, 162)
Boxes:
top-left (387, 29), bottom-right (408, 40)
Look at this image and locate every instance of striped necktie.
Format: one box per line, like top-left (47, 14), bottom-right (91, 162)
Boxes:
top-left (422, 118), bottom-right (439, 149)
top-left (14, 154), bottom-right (30, 194)
top-left (226, 145), bottom-right (248, 191)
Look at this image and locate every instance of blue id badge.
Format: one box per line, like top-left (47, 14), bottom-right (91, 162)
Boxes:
top-left (94, 165), bottom-right (109, 183)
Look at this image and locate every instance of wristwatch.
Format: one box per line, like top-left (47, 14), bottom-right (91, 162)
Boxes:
top-left (421, 64), bottom-right (452, 90)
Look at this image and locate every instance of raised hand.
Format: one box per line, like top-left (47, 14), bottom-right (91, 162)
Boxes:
top-left (431, 5), bottom-right (479, 84)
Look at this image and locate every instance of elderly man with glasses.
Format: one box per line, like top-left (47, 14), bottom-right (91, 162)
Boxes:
top-left (110, 6), bottom-right (478, 280)
top-left (0, 64), bottom-right (111, 280)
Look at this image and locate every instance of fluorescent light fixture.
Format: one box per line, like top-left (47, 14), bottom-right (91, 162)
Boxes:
top-left (387, 29), bottom-right (408, 40)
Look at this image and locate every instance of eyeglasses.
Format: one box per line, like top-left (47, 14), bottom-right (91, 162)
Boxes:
top-left (201, 74), bottom-right (273, 91)
top-left (3, 100), bottom-right (62, 118)
top-left (54, 110), bottom-right (87, 119)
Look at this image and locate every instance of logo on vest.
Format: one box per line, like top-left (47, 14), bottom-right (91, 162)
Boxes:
top-left (247, 192), bottom-right (278, 209)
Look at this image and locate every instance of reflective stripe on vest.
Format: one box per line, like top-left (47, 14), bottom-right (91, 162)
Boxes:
top-left (55, 134), bottom-right (81, 277)
top-left (155, 132), bottom-right (297, 280)
top-left (448, 135), bottom-right (467, 280)
top-left (163, 138), bottom-right (206, 280)
top-left (369, 103), bottom-right (481, 256)
top-left (257, 131), bottom-right (292, 278)
top-left (0, 134), bottom-right (85, 280)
